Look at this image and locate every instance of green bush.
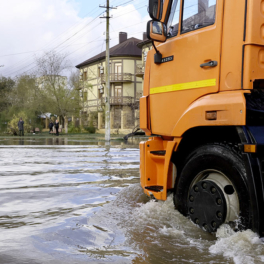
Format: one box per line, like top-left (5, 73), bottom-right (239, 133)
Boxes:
top-left (68, 124), bottom-right (81, 133)
top-left (84, 126), bottom-right (96, 134)
top-left (68, 124), bottom-right (96, 134)
top-left (7, 112), bottom-right (31, 135)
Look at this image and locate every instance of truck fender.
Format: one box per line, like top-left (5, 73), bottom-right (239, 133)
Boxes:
top-left (171, 91), bottom-right (248, 137)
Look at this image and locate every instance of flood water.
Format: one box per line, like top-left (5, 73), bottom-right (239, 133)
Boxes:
top-left (0, 137), bottom-right (264, 264)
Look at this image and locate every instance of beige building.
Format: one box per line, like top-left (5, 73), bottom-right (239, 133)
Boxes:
top-left (75, 32), bottom-right (144, 134)
top-left (136, 34), bottom-right (152, 83)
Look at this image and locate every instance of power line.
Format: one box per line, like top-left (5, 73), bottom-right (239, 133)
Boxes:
top-left (1, 1), bottom-right (148, 77)
top-left (0, 6), bottom-right (105, 75)
top-left (116, 0), bottom-right (134, 7)
top-left (0, 6), bottom-right (105, 74)
top-left (50, 11), bottom-right (105, 51)
top-left (3, 21), bottom-right (147, 77)
top-left (1, 12), bottom-right (105, 76)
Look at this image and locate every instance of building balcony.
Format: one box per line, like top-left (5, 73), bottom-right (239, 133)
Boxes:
top-left (84, 96), bottom-right (135, 110)
top-left (101, 73), bottom-right (133, 83)
top-left (135, 64), bottom-right (144, 77)
top-left (102, 96), bottom-right (134, 106)
top-left (84, 99), bottom-right (102, 109)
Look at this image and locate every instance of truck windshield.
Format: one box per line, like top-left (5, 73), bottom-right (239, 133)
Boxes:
top-left (167, 0), bottom-right (180, 37)
top-left (181, 0), bottom-right (217, 33)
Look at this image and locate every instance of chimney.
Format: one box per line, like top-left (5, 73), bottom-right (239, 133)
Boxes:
top-left (119, 32), bottom-right (127, 44)
top-left (143, 32), bottom-right (147, 40)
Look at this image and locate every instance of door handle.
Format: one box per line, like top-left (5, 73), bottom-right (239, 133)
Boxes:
top-left (200, 61), bottom-right (218, 68)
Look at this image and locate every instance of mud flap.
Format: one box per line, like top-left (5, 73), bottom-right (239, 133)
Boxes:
top-left (140, 137), bottom-right (181, 201)
top-left (238, 126), bottom-right (264, 236)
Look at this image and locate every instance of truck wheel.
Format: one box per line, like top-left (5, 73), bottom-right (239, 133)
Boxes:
top-left (174, 143), bottom-right (250, 233)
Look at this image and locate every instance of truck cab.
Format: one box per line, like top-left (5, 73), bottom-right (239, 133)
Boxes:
top-left (140, 0), bottom-right (264, 235)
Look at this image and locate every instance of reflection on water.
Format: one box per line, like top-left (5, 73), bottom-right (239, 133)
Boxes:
top-left (0, 140), bottom-right (263, 264)
top-left (0, 136), bottom-right (144, 147)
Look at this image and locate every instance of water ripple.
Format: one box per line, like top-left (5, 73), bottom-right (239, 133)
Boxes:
top-left (0, 144), bottom-right (263, 264)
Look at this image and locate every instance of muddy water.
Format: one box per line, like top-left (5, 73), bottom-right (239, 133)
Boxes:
top-left (0, 139), bottom-right (264, 264)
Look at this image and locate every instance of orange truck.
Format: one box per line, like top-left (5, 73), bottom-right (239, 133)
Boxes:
top-left (140, 0), bottom-right (264, 235)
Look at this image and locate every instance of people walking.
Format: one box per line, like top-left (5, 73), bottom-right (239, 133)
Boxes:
top-left (49, 120), bottom-right (54, 134)
top-left (55, 119), bottom-right (59, 136)
top-left (17, 117), bottom-right (24, 136)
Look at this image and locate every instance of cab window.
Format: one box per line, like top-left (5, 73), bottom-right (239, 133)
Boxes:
top-left (167, 0), bottom-right (180, 38)
top-left (181, 0), bottom-right (217, 33)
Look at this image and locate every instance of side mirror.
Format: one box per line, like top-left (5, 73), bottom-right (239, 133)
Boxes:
top-left (149, 0), bottom-right (164, 21)
top-left (147, 20), bottom-right (167, 43)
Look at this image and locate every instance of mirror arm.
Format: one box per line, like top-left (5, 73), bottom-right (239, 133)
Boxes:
top-left (152, 41), bottom-right (159, 53)
top-left (152, 41), bottom-right (162, 64)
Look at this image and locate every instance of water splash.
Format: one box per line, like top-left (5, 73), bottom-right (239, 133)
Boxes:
top-left (210, 224), bottom-right (264, 264)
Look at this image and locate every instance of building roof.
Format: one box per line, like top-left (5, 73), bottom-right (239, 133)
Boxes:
top-left (137, 39), bottom-right (152, 49)
top-left (75, 37), bottom-right (142, 68)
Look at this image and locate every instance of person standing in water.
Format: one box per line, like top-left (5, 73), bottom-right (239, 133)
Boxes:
top-left (55, 119), bottom-right (59, 136)
top-left (49, 120), bottom-right (54, 134)
top-left (17, 117), bottom-right (24, 136)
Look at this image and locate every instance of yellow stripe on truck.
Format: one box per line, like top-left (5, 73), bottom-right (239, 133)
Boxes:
top-left (150, 78), bottom-right (216, 95)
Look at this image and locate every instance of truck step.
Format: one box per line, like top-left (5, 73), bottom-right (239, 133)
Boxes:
top-left (150, 150), bottom-right (166, 156)
top-left (145, 186), bottom-right (163, 192)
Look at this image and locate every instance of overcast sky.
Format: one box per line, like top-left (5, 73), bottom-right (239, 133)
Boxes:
top-left (0, 0), bottom-right (149, 77)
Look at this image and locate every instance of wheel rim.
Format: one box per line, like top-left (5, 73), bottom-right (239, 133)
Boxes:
top-left (187, 170), bottom-right (240, 232)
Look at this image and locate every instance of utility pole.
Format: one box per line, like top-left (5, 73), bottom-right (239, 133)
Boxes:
top-left (100, 1), bottom-right (116, 142)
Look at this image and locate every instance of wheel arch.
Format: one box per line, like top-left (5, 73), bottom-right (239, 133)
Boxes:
top-left (172, 126), bottom-right (241, 173)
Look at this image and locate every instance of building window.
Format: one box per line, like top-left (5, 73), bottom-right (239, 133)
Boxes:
top-left (112, 85), bottom-right (122, 97)
top-left (114, 63), bottom-right (122, 81)
top-left (114, 85), bottom-right (122, 97)
top-left (83, 72), bottom-right (87, 81)
top-left (114, 63), bottom-right (122, 73)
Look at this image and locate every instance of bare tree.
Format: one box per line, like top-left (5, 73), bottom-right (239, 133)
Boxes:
top-left (35, 51), bottom-right (81, 133)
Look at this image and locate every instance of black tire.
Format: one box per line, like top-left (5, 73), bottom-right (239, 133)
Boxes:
top-left (174, 143), bottom-right (251, 231)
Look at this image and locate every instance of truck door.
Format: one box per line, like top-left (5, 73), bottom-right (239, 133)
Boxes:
top-left (149, 0), bottom-right (223, 136)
